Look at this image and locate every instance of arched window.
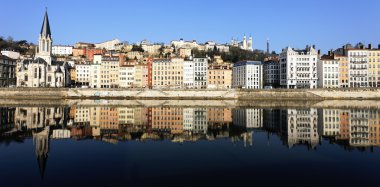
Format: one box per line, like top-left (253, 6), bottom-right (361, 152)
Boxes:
top-left (47, 41), bottom-right (50, 52)
top-left (42, 39), bottom-right (46, 51)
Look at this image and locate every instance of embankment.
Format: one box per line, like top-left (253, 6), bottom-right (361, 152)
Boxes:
top-left (0, 88), bottom-right (379, 100)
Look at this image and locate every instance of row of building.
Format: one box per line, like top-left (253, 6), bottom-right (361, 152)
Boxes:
top-left (2, 10), bottom-right (380, 89)
top-left (2, 106), bottom-right (379, 147)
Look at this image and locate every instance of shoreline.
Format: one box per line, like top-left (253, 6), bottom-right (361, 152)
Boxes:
top-left (0, 99), bottom-right (380, 110)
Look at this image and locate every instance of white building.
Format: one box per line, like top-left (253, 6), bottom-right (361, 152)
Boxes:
top-left (349, 109), bottom-right (370, 146)
top-left (319, 109), bottom-right (341, 137)
top-left (17, 10), bottom-right (69, 88)
top-left (204, 42), bottom-right (230, 53)
top-left (1, 50), bottom-right (20, 59)
top-left (119, 65), bottom-right (134, 88)
top-left (284, 108), bottom-right (319, 148)
top-left (75, 63), bottom-right (91, 86)
top-left (317, 56), bottom-right (340, 88)
top-left (183, 60), bottom-right (194, 88)
top-left (95, 39), bottom-right (121, 51)
top-left (347, 49), bottom-right (368, 87)
top-left (171, 38), bottom-right (198, 49)
top-left (230, 34), bottom-right (253, 51)
top-left (193, 108), bottom-right (208, 134)
top-left (233, 108), bottom-right (263, 129)
top-left (232, 61), bottom-right (263, 89)
top-left (89, 55), bottom-right (101, 88)
top-left (52, 45), bottom-right (73, 56)
top-left (193, 58), bottom-right (208, 89)
top-left (140, 40), bottom-right (162, 55)
top-left (280, 46), bottom-right (318, 89)
top-left (183, 108), bottom-right (194, 131)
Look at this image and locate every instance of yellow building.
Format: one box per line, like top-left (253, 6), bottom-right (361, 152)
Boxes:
top-left (118, 107), bottom-right (134, 125)
top-left (208, 61), bottom-right (232, 89)
top-left (100, 53), bottom-right (120, 88)
top-left (152, 58), bottom-right (184, 89)
top-left (70, 68), bottom-right (77, 84)
top-left (369, 110), bottom-right (380, 146)
top-left (133, 63), bottom-right (148, 88)
top-left (368, 48), bottom-right (380, 87)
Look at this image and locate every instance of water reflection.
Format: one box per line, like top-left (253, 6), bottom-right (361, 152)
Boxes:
top-left (1, 106), bottom-right (380, 179)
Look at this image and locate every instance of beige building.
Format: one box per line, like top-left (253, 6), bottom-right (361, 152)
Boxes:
top-left (368, 47), bottom-right (380, 87)
top-left (152, 58), bottom-right (184, 88)
top-left (133, 63), bottom-right (148, 88)
top-left (208, 61), bottom-right (232, 89)
top-left (178, 48), bottom-right (192, 58)
top-left (100, 54), bottom-right (120, 88)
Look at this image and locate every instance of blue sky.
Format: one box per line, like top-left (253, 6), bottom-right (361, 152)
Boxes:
top-left (1, 0), bottom-right (380, 53)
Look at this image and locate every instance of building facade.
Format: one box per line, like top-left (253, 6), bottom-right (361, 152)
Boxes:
top-left (75, 63), bottom-right (91, 86)
top-left (208, 61), bottom-right (232, 89)
top-left (347, 49), bottom-right (368, 87)
top-left (193, 58), bottom-right (208, 89)
top-left (317, 55), bottom-right (340, 88)
top-left (183, 60), bottom-right (194, 88)
top-left (52, 45), bottom-right (73, 56)
top-left (0, 55), bottom-right (16, 87)
top-left (232, 61), bottom-right (263, 89)
top-left (280, 46), bottom-right (318, 89)
top-left (263, 60), bottom-right (280, 87)
top-left (152, 58), bottom-right (184, 89)
top-left (17, 10), bottom-right (69, 88)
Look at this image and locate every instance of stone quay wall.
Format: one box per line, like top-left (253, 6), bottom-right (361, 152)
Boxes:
top-left (0, 88), bottom-right (379, 100)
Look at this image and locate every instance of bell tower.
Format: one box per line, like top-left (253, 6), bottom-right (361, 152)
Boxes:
top-left (36, 9), bottom-right (52, 64)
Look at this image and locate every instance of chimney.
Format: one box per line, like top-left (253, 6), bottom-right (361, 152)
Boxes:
top-left (378, 44), bottom-right (380, 49)
top-left (368, 44), bottom-right (372, 49)
top-left (318, 50), bottom-right (321, 56)
top-left (328, 51), bottom-right (331, 56)
top-left (312, 45), bottom-right (316, 49)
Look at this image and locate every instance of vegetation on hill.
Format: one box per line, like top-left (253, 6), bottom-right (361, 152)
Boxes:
top-left (192, 46), bottom-right (268, 62)
top-left (0, 36), bottom-right (35, 55)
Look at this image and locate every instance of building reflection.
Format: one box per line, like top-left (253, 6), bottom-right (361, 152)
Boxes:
top-left (1, 106), bottom-right (380, 177)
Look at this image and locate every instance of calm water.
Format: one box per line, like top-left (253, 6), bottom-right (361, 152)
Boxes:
top-left (0, 104), bottom-right (380, 187)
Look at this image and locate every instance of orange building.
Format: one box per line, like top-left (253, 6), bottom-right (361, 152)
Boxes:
top-left (151, 107), bottom-right (183, 134)
top-left (338, 110), bottom-right (350, 140)
top-left (369, 110), bottom-right (380, 146)
top-left (147, 58), bottom-right (153, 88)
top-left (73, 48), bottom-right (104, 61)
top-left (334, 54), bottom-right (349, 88)
top-left (100, 107), bottom-right (119, 134)
top-left (207, 108), bottom-right (232, 126)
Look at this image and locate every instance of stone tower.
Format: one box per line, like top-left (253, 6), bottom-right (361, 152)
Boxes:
top-left (248, 35), bottom-right (253, 51)
top-left (36, 10), bottom-right (52, 64)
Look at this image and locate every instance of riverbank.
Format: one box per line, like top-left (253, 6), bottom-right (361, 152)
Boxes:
top-left (0, 88), bottom-right (379, 100)
top-left (0, 99), bottom-right (380, 109)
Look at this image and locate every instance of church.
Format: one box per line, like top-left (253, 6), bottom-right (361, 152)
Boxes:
top-left (17, 10), bottom-right (70, 87)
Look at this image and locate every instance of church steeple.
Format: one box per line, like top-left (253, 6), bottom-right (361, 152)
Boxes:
top-left (40, 9), bottom-right (51, 38)
top-left (36, 9), bottom-right (52, 64)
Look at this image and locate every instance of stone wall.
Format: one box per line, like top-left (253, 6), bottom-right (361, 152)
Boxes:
top-left (0, 88), bottom-right (379, 100)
